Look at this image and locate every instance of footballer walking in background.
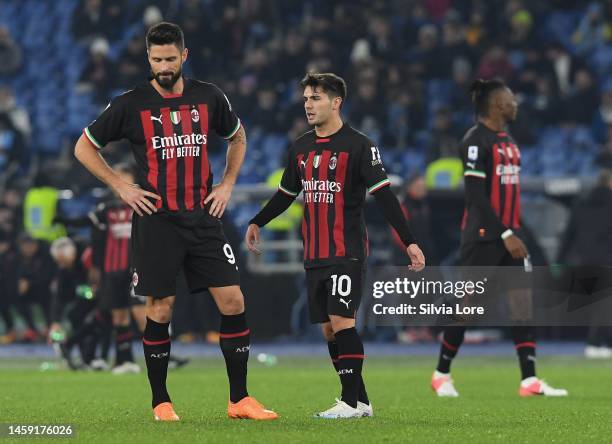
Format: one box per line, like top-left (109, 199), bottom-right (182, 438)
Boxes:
top-left (246, 73), bottom-right (425, 418)
top-left (74, 22), bottom-right (277, 421)
top-left (431, 79), bottom-right (568, 398)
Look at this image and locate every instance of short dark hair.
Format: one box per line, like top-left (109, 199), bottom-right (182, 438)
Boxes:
top-left (469, 78), bottom-right (507, 117)
top-left (300, 72), bottom-right (347, 107)
top-left (146, 22), bottom-right (185, 50)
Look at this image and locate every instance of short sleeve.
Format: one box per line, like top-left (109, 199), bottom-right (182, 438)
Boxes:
top-left (212, 85), bottom-right (241, 139)
top-left (360, 141), bottom-right (391, 194)
top-left (460, 139), bottom-right (488, 179)
top-left (279, 146), bottom-right (302, 197)
top-left (84, 97), bottom-right (128, 149)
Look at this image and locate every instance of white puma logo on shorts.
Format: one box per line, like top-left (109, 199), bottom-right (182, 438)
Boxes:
top-left (339, 298), bottom-right (351, 310)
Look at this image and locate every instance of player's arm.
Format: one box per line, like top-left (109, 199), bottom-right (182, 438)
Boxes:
top-left (205, 85), bottom-right (247, 218)
top-left (75, 98), bottom-right (160, 216)
top-left (204, 124), bottom-right (246, 218)
top-left (361, 144), bottom-right (424, 270)
top-left (372, 186), bottom-right (425, 271)
top-left (246, 191), bottom-right (297, 254)
top-left (462, 143), bottom-right (528, 259)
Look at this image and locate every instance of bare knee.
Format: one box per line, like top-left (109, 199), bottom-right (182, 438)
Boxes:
top-left (211, 287), bottom-right (245, 315)
top-left (329, 315), bottom-right (355, 334)
top-left (320, 322), bottom-right (335, 342)
top-left (146, 297), bottom-right (174, 323)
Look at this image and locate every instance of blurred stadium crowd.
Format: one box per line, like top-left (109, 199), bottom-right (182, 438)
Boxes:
top-left (1, 0), bottom-right (612, 347)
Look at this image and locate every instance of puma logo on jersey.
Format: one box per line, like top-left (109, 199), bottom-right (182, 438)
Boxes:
top-left (150, 114), bottom-right (163, 124)
top-left (339, 298), bottom-right (351, 309)
top-left (466, 162), bottom-right (476, 169)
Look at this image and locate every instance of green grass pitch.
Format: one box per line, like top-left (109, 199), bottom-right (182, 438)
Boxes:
top-left (2, 356), bottom-right (611, 443)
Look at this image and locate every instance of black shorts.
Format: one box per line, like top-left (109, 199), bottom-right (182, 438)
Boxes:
top-left (460, 240), bottom-right (522, 267)
top-left (460, 240), bottom-right (530, 290)
top-left (99, 271), bottom-right (132, 310)
top-left (306, 262), bottom-right (365, 324)
top-left (131, 210), bottom-right (240, 298)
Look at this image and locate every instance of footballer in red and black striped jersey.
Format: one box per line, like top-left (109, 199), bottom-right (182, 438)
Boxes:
top-left (460, 123), bottom-right (522, 246)
top-left (247, 72), bottom-right (425, 418)
top-left (75, 22), bottom-right (278, 420)
top-left (278, 123), bottom-right (393, 268)
top-left (89, 198), bottom-right (134, 310)
top-left (83, 78), bottom-right (240, 213)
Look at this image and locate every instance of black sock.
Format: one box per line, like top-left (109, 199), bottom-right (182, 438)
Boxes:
top-left (436, 326), bottom-right (466, 374)
top-left (143, 317), bottom-right (171, 408)
top-left (328, 341), bottom-right (369, 404)
top-left (334, 328), bottom-right (365, 408)
top-left (219, 312), bottom-right (250, 403)
top-left (114, 325), bottom-right (134, 365)
top-left (512, 326), bottom-right (536, 379)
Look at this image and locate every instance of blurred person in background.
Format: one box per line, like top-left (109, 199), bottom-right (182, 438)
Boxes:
top-left (0, 86), bottom-right (31, 146)
top-left (0, 26), bottom-right (22, 76)
top-left (16, 233), bottom-right (56, 342)
top-left (89, 163), bottom-right (140, 374)
top-left (558, 170), bottom-right (612, 359)
top-left (0, 229), bottom-right (19, 344)
top-left (78, 38), bottom-right (115, 106)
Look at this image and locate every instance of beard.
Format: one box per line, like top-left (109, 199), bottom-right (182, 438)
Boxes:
top-left (152, 67), bottom-right (182, 90)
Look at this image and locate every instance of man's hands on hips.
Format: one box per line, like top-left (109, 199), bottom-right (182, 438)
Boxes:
top-left (114, 181), bottom-right (161, 216)
top-left (407, 243), bottom-right (426, 271)
top-left (204, 181), bottom-right (234, 218)
top-left (503, 234), bottom-right (529, 259)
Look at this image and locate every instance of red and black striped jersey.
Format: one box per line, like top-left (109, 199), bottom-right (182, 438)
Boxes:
top-left (279, 124), bottom-right (391, 268)
top-left (84, 78), bottom-right (241, 213)
top-left (460, 123), bottom-right (521, 243)
top-left (89, 200), bottom-right (133, 273)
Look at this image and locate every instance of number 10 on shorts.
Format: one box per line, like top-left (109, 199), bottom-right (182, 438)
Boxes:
top-left (331, 274), bottom-right (351, 296)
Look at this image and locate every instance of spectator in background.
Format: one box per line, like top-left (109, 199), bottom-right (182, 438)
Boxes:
top-left (0, 87), bottom-right (31, 145)
top-left (16, 233), bottom-right (56, 342)
top-left (530, 76), bottom-right (563, 126)
top-left (558, 170), bottom-right (612, 358)
top-left (545, 42), bottom-right (585, 97)
top-left (572, 2), bottom-right (607, 56)
top-left (349, 73), bottom-right (386, 140)
top-left (476, 45), bottom-right (514, 81)
top-left (115, 35), bottom-right (148, 90)
top-left (407, 24), bottom-right (444, 79)
top-left (0, 26), bottom-right (22, 76)
top-left (562, 69), bottom-right (600, 125)
top-left (78, 38), bottom-right (115, 105)
top-left (595, 125), bottom-right (612, 170)
top-left (391, 174), bottom-right (438, 266)
top-left (505, 7), bottom-right (535, 50)
top-left (71, 0), bottom-right (119, 43)
top-left (426, 107), bottom-right (459, 163)
top-left (449, 57), bottom-right (474, 113)
top-left (0, 114), bottom-right (25, 176)
top-left (249, 86), bottom-right (284, 133)
top-left (0, 229), bottom-right (18, 344)
top-left (0, 185), bottom-right (23, 237)
top-left (593, 84), bottom-right (612, 142)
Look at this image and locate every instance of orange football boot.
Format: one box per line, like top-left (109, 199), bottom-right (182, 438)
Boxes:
top-left (227, 396), bottom-right (278, 420)
top-left (153, 402), bottom-right (180, 421)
